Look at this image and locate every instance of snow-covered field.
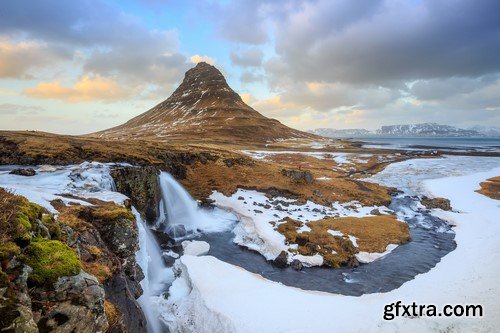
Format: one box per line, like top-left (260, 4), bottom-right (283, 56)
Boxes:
top-left (164, 157), bottom-right (500, 332)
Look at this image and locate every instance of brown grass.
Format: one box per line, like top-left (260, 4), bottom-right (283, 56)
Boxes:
top-left (476, 176), bottom-right (500, 200)
top-left (277, 215), bottom-right (410, 267)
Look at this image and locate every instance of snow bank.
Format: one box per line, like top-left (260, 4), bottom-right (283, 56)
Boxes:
top-left (210, 189), bottom-right (391, 264)
top-left (182, 241), bottom-right (210, 256)
top-left (0, 162), bottom-right (128, 212)
top-left (166, 159), bottom-right (500, 332)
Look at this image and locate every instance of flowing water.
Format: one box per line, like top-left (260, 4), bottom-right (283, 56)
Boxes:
top-left (152, 171), bottom-right (456, 296)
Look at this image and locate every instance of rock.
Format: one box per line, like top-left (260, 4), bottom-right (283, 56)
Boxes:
top-left (237, 196), bottom-right (244, 200)
top-left (9, 168), bottom-right (36, 176)
top-left (182, 240), bottom-right (210, 256)
top-left (104, 272), bottom-right (147, 333)
top-left (273, 251), bottom-right (289, 268)
top-left (290, 259), bottom-right (303, 271)
top-left (421, 196), bottom-right (452, 211)
top-left (254, 209), bottom-right (263, 214)
top-left (111, 166), bottom-right (161, 224)
top-left (199, 198), bottom-right (215, 208)
top-left (35, 271), bottom-right (108, 333)
top-left (370, 208), bottom-right (382, 215)
top-left (281, 169), bottom-right (314, 184)
top-left (165, 224), bottom-right (187, 238)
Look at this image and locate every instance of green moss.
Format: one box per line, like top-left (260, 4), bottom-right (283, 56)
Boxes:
top-left (91, 206), bottom-right (135, 222)
top-left (41, 214), bottom-right (62, 240)
top-left (0, 242), bottom-right (20, 261)
top-left (24, 239), bottom-right (81, 286)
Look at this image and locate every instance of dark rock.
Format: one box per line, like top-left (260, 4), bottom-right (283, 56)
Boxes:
top-left (421, 196), bottom-right (452, 211)
top-left (237, 196), bottom-right (244, 200)
top-left (104, 272), bottom-right (147, 333)
top-left (263, 204), bottom-right (271, 209)
top-left (346, 256), bottom-right (360, 268)
top-left (199, 198), bottom-right (215, 208)
top-left (290, 259), bottom-right (303, 271)
top-left (281, 169), bottom-right (314, 184)
top-left (165, 224), bottom-right (187, 239)
top-left (111, 166), bottom-right (160, 225)
top-left (370, 209), bottom-right (382, 215)
top-left (254, 209), bottom-right (263, 214)
top-left (9, 168), bottom-right (36, 176)
top-left (273, 251), bottom-right (289, 268)
top-left (273, 214), bottom-right (280, 218)
top-left (312, 208), bottom-right (321, 213)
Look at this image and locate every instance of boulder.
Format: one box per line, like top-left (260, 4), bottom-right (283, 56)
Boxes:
top-left (182, 240), bottom-right (210, 256)
top-left (273, 251), bottom-right (289, 268)
top-left (290, 259), bottom-right (303, 271)
top-left (281, 169), bottom-right (314, 184)
top-left (34, 271), bottom-right (108, 333)
top-left (421, 196), bottom-right (452, 211)
top-left (9, 168), bottom-right (36, 176)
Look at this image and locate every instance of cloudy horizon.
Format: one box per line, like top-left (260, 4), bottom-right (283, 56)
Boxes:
top-left (1, 0), bottom-right (499, 134)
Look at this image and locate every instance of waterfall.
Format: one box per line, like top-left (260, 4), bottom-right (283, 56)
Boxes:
top-left (134, 208), bottom-right (173, 333)
top-left (157, 172), bottom-right (237, 238)
top-left (158, 172), bottom-right (199, 236)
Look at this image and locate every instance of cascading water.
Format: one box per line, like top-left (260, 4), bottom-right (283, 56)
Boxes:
top-left (157, 172), bottom-right (236, 238)
top-left (157, 172), bottom-right (200, 237)
top-left (134, 208), bottom-right (174, 333)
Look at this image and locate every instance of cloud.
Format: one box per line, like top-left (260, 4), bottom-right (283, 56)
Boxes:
top-left (190, 54), bottom-right (216, 65)
top-left (240, 71), bottom-right (263, 83)
top-left (270, 0), bottom-right (500, 84)
top-left (230, 48), bottom-right (263, 67)
top-left (0, 0), bottom-right (190, 93)
top-left (0, 103), bottom-right (44, 114)
top-left (0, 38), bottom-right (65, 78)
top-left (209, 0), bottom-right (270, 44)
top-left (24, 75), bottom-right (131, 102)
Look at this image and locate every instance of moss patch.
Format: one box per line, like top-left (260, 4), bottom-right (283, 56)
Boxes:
top-left (24, 239), bottom-right (81, 286)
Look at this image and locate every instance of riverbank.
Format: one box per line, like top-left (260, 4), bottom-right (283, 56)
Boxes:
top-left (162, 159), bottom-right (500, 332)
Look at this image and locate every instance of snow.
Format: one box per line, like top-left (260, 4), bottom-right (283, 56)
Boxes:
top-left (0, 162), bottom-right (128, 212)
top-left (182, 241), bottom-right (210, 256)
top-left (239, 150), bottom-right (371, 165)
top-left (356, 244), bottom-right (398, 263)
top-left (210, 189), bottom-right (390, 265)
top-left (165, 158), bottom-right (500, 332)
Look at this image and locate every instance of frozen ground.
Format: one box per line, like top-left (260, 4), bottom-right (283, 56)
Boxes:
top-left (209, 189), bottom-right (394, 265)
top-left (164, 157), bottom-right (500, 332)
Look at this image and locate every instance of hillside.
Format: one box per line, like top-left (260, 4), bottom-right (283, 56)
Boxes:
top-left (93, 62), bottom-right (316, 144)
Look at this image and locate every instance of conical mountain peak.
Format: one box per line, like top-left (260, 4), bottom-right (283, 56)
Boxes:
top-left (93, 63), bottom-right (316, 144)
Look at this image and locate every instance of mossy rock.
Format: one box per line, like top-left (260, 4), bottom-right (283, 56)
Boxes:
top-left (0, 241), bottom-right (21, 262)
top-left (24, 239), bottom-right (81, 287)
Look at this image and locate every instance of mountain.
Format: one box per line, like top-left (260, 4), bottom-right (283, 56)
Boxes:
top-left (467, 125), bottom-right (500, 137)
top-left (311, 123), bottom-right (485, 138)
top-left (93, 62), bottom-right (315, 144)
top-left (309, 128), bottom-right (373, 137)
top-left (376, 123), bottom-right (481, 137)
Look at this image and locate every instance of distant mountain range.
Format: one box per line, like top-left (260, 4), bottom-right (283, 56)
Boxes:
top-left (310, 123), bottom-right (500, 138)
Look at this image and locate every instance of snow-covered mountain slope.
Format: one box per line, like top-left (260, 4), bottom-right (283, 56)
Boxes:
top-left (309, 128), bottom-right (374, 137)
top-left (311, 123), bottom-right (485, 138)
top-left (93, 62), bottom-right (316, 144)
top-left (376, 123), bottom-right (481, 137)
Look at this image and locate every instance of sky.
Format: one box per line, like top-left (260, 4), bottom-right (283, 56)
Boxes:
top-left (0, 0), bottom-right (499, 134)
